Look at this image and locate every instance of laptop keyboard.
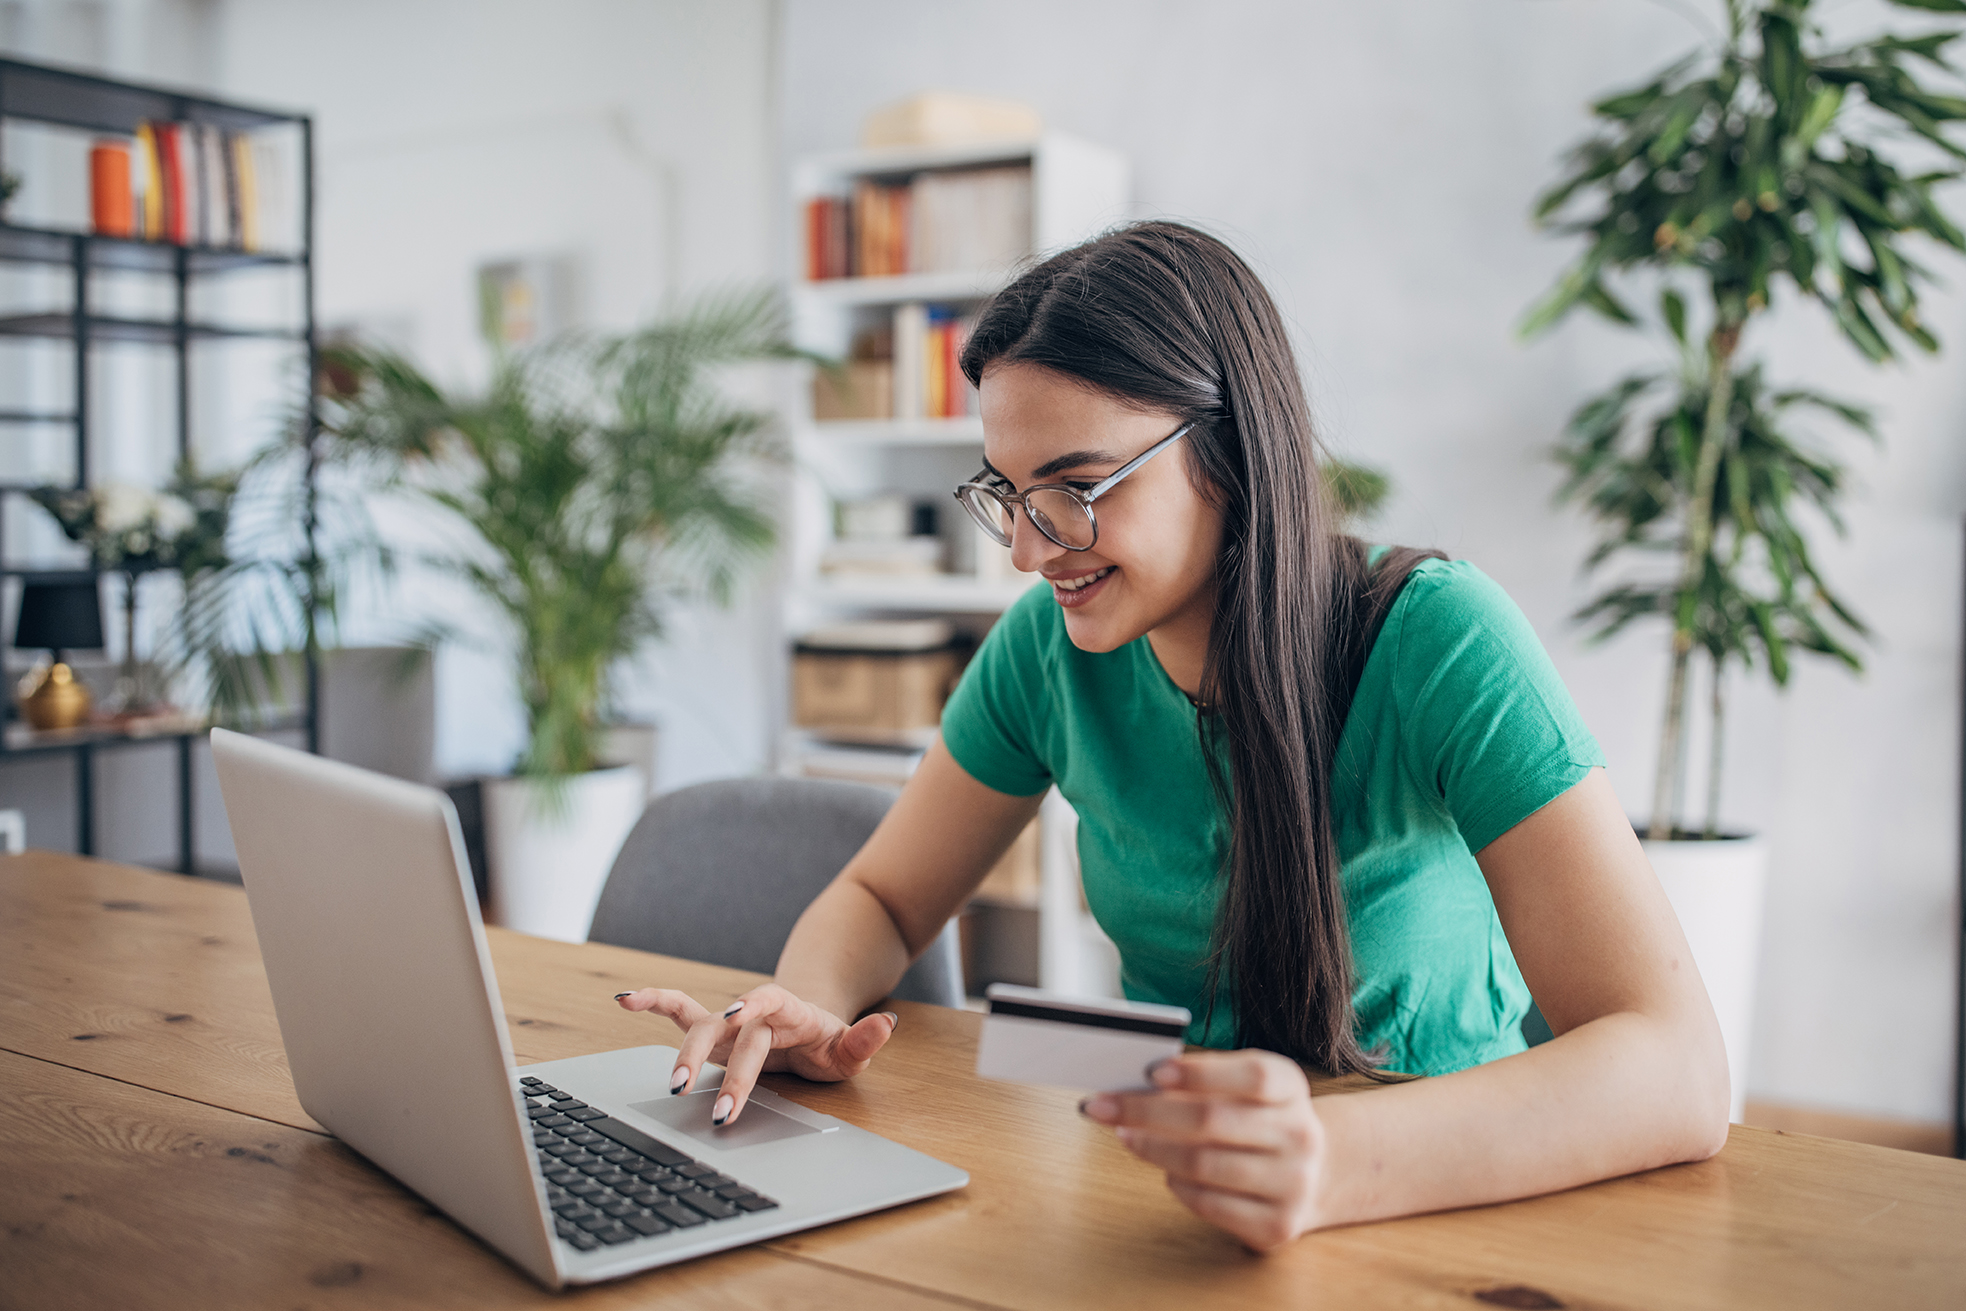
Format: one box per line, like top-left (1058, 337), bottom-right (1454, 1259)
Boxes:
top-left (520, 1074), bottom-right (779, 1251)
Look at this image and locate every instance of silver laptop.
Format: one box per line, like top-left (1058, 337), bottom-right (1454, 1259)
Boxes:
top-left (210, 728), bottom-right (967, 1288)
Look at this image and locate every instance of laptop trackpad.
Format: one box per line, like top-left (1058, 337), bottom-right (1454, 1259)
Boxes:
top-left (628, 1091), bottom-right (819, 1151)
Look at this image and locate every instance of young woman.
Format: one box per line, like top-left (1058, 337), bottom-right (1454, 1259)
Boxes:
top-left (617, 222), bottom-right (1729, 1250)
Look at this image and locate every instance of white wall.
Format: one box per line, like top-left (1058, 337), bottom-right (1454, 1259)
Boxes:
top-left (209, 0), bottom-right (785, 788)
top-left (780, 0), bottom-right (1965, 1123)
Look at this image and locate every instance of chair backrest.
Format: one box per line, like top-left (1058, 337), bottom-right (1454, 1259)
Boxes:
top-left (587, 776), bottom-right (965, 1008)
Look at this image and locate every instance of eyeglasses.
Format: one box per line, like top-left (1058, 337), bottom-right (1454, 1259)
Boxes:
top-left (954, 422), bottom-right (1193, 552)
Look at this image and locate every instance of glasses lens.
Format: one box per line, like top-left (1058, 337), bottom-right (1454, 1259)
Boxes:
top-left (1025, 488), bottom-right (1096, 550)
top-left (957, 484), bottom-right (1014, 547)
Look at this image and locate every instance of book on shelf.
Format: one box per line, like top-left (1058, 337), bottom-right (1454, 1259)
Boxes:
top-left (805, 162), bottom-right (1032, 281)
top-left (85, 120), bottom-right (286, 251)
top-left (812, 301), bottom-right (977, 423)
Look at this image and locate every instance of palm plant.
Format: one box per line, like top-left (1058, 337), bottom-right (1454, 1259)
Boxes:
top-left (1525, 0), bottom-right (1965, 839)
top-left (328, 289), bottom-right (792, 778)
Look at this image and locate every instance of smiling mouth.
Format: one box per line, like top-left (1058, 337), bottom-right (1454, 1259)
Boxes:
top-left (1049, 566), bottom-right (1115, 607)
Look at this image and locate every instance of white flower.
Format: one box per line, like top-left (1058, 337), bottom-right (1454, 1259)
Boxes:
top-left (153, 494), bottom-right (195, 538)
top-left (95, 483), bottom-right (154, 533)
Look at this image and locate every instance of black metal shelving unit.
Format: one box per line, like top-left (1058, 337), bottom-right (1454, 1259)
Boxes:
top-left (0, 57), bottom-right (316, 875)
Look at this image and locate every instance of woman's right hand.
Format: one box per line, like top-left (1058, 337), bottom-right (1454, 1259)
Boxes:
top-left (614, 983), bottom-right (897, 1127)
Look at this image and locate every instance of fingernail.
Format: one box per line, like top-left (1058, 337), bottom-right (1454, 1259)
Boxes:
top-left (880, 1011), bottom-right (899, 1029)
top-left (1080, 1094), bottom-right (1118, 1122)
top-left (614, 992), bottom-right (633, 1001)
top-left (722, 1000), bottom-right (745, 1018)
top-left (711, 1094), bottom-right (734, 1125)
top-left (669, 1066), bottom-right (689, 1094)
top-left (1147, 1058), bottom-right (1178, 1086)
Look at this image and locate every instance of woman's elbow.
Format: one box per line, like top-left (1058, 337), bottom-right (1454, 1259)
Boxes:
top-left (1674, 1008), bottom-right (1733, 1161)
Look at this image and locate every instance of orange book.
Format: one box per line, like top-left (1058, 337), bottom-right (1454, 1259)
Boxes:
top-left (924, 322), bottom-right (945, 418)
top-left (805, 197), bottom-right (825, 279)
top-left (90, 140), bottom-right (134, 237)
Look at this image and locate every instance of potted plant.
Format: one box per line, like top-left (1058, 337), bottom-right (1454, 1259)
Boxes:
top-left (30, 468), bottom-right (236, 718)
top-left (1524, 0), bottom-right (1965, 1117)
top-left (329, 290), bottom-right (791, 941)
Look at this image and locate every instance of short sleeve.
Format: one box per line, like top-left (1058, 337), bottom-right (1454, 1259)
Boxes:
top-left (939, 586), bottom-right (1054, 797)
top-left (1390, 562), bottom-right (1606, 854)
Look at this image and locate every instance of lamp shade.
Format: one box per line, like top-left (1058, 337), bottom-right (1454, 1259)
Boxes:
top-left (14, 575), bottom-right (105, 652)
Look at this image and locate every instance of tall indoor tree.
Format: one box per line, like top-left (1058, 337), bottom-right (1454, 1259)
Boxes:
top-left (1525, 0), bottom-right (1966, 838)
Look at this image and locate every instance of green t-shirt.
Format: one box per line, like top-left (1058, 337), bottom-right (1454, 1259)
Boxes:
top-left (939, 556), bottom-right (1605, 1076)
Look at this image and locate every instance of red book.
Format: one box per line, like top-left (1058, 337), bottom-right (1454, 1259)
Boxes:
top-left (156, 124), bottom-right (187, 245)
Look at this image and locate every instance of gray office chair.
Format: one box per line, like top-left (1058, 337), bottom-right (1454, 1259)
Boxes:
top-left (588, 776), bottom-right (965, 1008)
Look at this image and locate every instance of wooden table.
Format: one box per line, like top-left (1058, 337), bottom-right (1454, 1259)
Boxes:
top-left (4, 851), bottom-right (1963, 1309)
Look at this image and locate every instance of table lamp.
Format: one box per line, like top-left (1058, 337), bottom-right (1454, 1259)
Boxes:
top-left (14, 576), bottom-right (105, 731)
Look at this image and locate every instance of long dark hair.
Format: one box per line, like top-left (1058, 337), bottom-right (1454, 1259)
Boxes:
top-left (960, 221), bottom-right (1440, 1074)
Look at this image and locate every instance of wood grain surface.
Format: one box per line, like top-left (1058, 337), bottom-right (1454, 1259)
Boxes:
top-left (0, 1049), bottom-right (960, 1311)
top-left (5, 851), bottom-right (1964, 1310)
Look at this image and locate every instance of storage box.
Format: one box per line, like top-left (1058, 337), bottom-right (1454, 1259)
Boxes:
top-left (792, 643), bottom-right (960, 743)
top-left (812, 360), bottom-right (894, 421)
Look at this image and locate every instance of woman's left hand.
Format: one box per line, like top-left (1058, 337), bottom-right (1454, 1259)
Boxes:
top-left (1080, 1049), bottom-right (1328, 1251)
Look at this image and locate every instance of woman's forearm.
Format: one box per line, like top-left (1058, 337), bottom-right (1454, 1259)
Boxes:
top-left (1314, 1009), bottom-right (1731, 1227)
top-left (773, 876), bottom-right (916, 1023)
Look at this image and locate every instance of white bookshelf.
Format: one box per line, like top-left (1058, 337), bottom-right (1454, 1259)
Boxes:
top-left (779, 132), bottom-right (1130, 999)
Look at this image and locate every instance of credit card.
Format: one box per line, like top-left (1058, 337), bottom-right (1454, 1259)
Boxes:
top-left (974, 983), bottom-right (1191, 1092)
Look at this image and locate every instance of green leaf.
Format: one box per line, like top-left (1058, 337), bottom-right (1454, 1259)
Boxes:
top-left (1583, 280), bottom-right (1640, 325)
top-left (1884, 0), bottom-right (1966, 13)
top-left (1661, 288), bottom-right (1689, 344)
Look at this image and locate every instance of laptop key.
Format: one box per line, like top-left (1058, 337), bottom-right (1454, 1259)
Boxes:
top-left (568, 1130), bottom-right (606, 1146)
top-left (595, 1170), bottom-right (633, 1187)
top-left (678, 1191), bottom-right (739, 1220)
top-left (656, 1176), bottom-right (692, 1194)
top-left (699, 1172), bottom-right (734, 1188)
top-left (650, 1200), bottom-right (706, 1228)
top-left (566, 1108), bottom-right (607, 1122)
top-left (733, 1195), bottom-right (779, 1212)
top-left (596, 1224), bottom-right (638, 1246)
top-left (713, 1184), bottom-right (751, 1200)
top-left (598, 1148), bottom-right (637, 1164)
top-left (636, 1167), bottom-right (672, 1184)
top-left (536, 1114), bottom-right (573, 1129)
top-left (521, 1076), bottom-right (544, 1086)
top-left (676, 1163), bottom-right (717, 1179)
top-left (552, 1201), bottom-right (591, 1218)
top-left (567, 1181), bottom-right (605, 1198)
top-left (624, 1212), bottom-right (671, 1237)
top-left (566, 1231), bottom-right (600, 1252)
top-left (576, 1160), bottom-right (612, 1177)
top-left (551, 1098), bottom-right (587, 1110)
top-left (586, 1116), bottom-right (692, 1167)
top-left (600, 1199), bottom-right (639, 1218)
top-left (574, 1214), bottom-right (614, 1234)
top-left (545, 1170), bottom-right (580, 1187)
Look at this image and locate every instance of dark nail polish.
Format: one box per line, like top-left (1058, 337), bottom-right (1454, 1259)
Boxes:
top-left (669, 1067), bottom-right (688, 1095)
top-left (711, 1110), bottom-right (728, 1126)
top-left (722, 1000), bottom-right (745, 1018)
top-left (880, 1011), bottom-right (899, 1029)
top-left (1077, 1096), bottom-right (1092, 1117)
top-left (1144, 1057), bottom-right (1171, 1083)
top-left (614, 992), bottom-right (633, 1000)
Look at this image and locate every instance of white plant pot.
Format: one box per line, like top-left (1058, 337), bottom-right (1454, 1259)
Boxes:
top-left (482, 766), bottom-right (647, 943)
top-left (1642, 834), bottom-right (1769, 1123)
